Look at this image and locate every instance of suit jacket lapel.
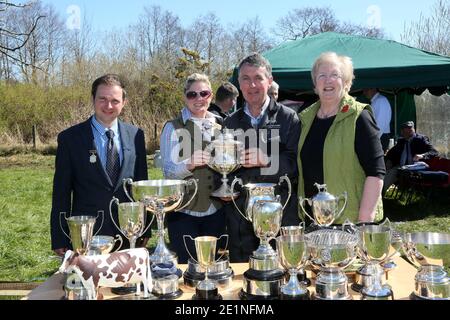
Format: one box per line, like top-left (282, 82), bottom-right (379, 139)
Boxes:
top-left (80, 117), bottom-right (114, 187)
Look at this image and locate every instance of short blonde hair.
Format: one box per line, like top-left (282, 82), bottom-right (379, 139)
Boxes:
top-left (184, 73), bottom-right (211, 93)
top-left (311, 52), bottom-right (355, 93)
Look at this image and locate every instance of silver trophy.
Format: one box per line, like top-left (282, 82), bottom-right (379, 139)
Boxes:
top-left (109, 198), bottom-right (150, 249)
top-left (276, 234), bottom-right (310, 300)
top-left (353, 219), bottom-right (398, 299)
top-left (109, 198), bottom-right (151, 295)
top-left (123, 178), bottom-right (198, 299)
top-left (123, 179), bottom-right (198, 264)
top-left (403, 232), bottom-right (450, 300)
top-left (59, 211), bottom-right (104, 255)
top-left (299, 183), bottom-right (347, 227)
top-left (230, 175), bottom-right (292, 299)
top-left (304, 228), bottom-right (359, 300)
top-left (205, 130), bottom-right (243, 198)
top-left (87, 235), bottom-right (123, 255)
top-left (183, 235), bottom-right (229, 300)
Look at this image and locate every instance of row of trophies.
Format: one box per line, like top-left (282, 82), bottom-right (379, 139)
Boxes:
top-left (59, 130), bottom-right (449, 300)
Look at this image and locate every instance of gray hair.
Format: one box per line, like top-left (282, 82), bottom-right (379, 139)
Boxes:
top-left (311, 52), bottom-right (355, 93)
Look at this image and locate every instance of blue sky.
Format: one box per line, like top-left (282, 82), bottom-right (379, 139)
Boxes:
top-left (42, 0), bottom-right (434, 41)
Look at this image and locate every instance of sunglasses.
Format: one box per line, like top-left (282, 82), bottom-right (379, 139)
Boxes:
top-left (185, 90), bottom-right (212, 100)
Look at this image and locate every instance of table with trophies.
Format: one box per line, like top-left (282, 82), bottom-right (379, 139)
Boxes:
top-left (26, 131), bottom-right (450, 300)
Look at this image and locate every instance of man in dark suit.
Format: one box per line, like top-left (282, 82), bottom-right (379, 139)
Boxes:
top-left (222, 53), bottom-right (301, 262)
top-left (383, 121), bottom-right (438, 194)
top-left (50, 74), bottom-right (149, 257)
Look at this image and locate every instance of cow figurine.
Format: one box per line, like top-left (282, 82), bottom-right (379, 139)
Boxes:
top-left (59, 248), bottom-right (153, 300)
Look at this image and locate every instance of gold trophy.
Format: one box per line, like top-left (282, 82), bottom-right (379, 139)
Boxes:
top-left (183, 235), bottom-right (229, 300)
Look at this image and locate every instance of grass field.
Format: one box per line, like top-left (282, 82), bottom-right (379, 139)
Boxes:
top-left (0, 154), bottom-right (449, 284)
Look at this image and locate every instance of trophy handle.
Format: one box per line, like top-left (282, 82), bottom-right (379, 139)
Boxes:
top-left (278, 174), bottom-right (291, 212)
top-left (298, 197), bottom-right (315, 222)
top-left (109, 197), bottom-right (123, 236)
top-left (113, 234), bottom-right (124, 252)
top-left (123, 178), bottom-right (134, 201)
top-left (335, 191), bottom-right (348, 222)
top-left (59, 212), bottom-right (71, 240)
top-left (94, 210), bottom-right (105, 236)
top-left (176, 178), bottom-right (199, 211)
top-left (215, 234), bottom-right (229, 262)
top-left (230, 177), bottom-right (249, 222)
top-left (138, 207), bottom-right (154, 239)
top-left (183, 235), bottom-right (198, 264)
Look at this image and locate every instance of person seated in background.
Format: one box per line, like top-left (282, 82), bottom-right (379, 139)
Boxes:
top-left (268, 81), bottom-right (279, 101)
top-left (383, 121), bottom-right (439, 195)
top-left (208, 82), bottom-right (239, 119)
top-left (362, 88), bottom-right (392, 152)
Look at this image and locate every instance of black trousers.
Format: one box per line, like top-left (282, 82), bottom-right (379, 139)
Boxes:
top-left (167, 208), bottom-right (226, 264)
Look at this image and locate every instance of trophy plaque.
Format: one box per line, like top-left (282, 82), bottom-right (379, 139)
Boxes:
top-left (403, 232), bottom-right (450, 300)
top-left (183, 235), bottom-right (229, 300)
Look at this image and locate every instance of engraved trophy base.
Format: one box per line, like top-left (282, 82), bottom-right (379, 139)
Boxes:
top-left (361, 287), bottom-right (394, 300)
top-left (313, 268), bottom-right (352, 300)
top-left (152, 273), bottom-right (183, 300)
top-left (183, 258), bottom-right (234, 289)
top-left (352, 267), bottom-right (388, 293)
top-left (240, 255), bottom-right (285, 300)
top-left (192, 287), bottom-right (222, 300)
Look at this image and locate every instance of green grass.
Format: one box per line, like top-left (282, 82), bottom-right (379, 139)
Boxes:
top-left (0, 154), bottom-right (448, 283)
top-left (0, 154), bottom-right (163, 282)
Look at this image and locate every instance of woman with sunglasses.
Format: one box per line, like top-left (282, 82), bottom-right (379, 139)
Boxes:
top-left (159, 73), bottom-right (226, 264)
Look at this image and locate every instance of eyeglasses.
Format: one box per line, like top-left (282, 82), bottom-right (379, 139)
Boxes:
top-left (185, 90), bottom-right (212, 100)
top-left (316, 73), bottom-right (342, 81)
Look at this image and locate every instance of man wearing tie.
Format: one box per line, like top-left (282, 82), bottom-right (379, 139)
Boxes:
top-left (383, 121), bottom-right (438, 195)
top-left (50, 74), bottom-right (149, 257)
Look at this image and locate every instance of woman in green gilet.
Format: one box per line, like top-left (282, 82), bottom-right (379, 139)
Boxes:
top-left (298, 52), bottom-right (385, 224)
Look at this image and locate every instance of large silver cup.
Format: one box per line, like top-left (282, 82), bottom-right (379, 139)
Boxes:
top-left (304, 228), bottom-right (359, 300)
top-left (59, 211), bottom-right (104, 255)
top-left (276, 235), bottom-right (309, 299)
top-left (403, 232), bottom-right (450, 300)
top-left (109, 198), bottom-right (150, 249)
top-left (355, 219), bottom-right (397, 299)
top-left (231, 175), bottom-right (292, 225)
top-left (123, 178), bottom-right (198, 264)
top-left (183, 235), bottom-right (229, 300)
top-left (205, 131), bottom-right (243, 198)
top-left (299, 183), bottom-right (347, 227)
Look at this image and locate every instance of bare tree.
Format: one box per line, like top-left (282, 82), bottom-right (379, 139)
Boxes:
top-left (401, 0), bottom-right (450, 55)
top-left (273, 6), bottom-right (384, 41)
top-left (0, 0), bottom-right (45, 79)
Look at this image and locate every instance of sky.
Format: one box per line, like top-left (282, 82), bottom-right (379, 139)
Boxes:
top-left (41, 0), bottom-right (434, 42)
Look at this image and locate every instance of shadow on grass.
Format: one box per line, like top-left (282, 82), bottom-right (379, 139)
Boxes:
top-left (383, 187), bottom-right (450, 222)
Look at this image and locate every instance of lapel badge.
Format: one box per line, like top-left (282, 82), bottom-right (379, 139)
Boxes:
top-left (89, 150), bottom-right (97, 164)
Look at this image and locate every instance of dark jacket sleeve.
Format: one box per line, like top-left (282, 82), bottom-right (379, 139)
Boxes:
top-left (50, 132), bottom-right (73, 250)
top-left (415, 134), bottom-right (439, 159)
top-left (134, 128), bottom-right (148, 181)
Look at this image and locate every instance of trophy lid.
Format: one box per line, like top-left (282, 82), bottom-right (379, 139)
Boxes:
top-left (312, 183), bottom-right (336, 202)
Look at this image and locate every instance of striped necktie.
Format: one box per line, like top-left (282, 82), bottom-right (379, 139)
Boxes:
top-left (105, 129), bottom-right (120, 185)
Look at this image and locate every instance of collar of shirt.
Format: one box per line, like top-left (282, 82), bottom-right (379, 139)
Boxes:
top-left (181, 107), bottom-right (218, 125)
top-left (244, 97), bottom-right (270, 127)
top-left (91, 115), bottom-right (119, 137)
